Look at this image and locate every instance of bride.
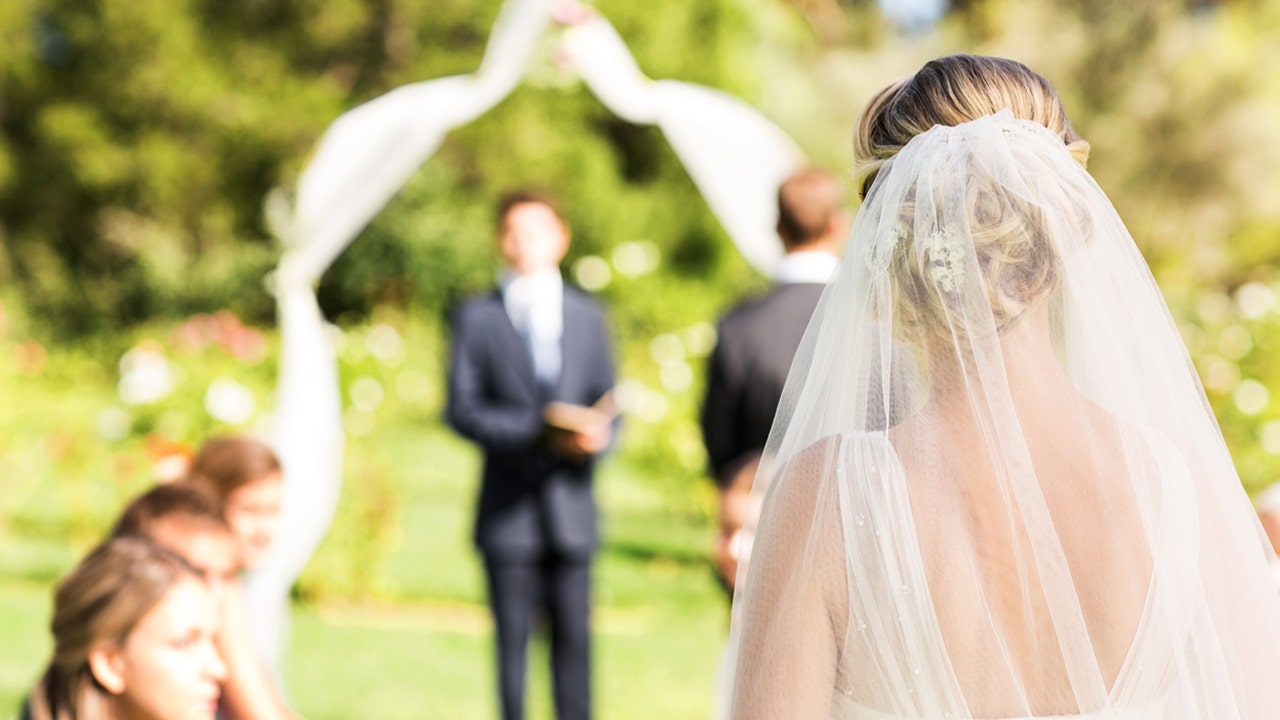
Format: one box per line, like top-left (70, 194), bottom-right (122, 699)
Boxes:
top-left (722, 54), bottom-right (1280, 719)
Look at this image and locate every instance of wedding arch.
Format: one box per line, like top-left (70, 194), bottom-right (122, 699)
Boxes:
top-left (247, 0), bottom-right (805, 672)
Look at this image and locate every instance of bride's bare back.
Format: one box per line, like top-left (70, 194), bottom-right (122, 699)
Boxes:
top-left (894, 389), bottom-right (1154, 716)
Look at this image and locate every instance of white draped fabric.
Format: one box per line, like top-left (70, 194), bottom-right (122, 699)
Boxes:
top-left (253, 0), bottom-right (805, 677)
top-left (564, 15), bottom-right (804, 273)
top-left (250, 0), bottom-right (553, 675)
top-left (264, 0), bottom-right (552, 281)
top-left (244, 280), bottom-right (344, 680)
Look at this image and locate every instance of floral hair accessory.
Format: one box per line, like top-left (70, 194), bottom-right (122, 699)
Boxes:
top-left (865, 224), bottom-right (908, 275)
top-left (925, 226), bottom-right (964, 294)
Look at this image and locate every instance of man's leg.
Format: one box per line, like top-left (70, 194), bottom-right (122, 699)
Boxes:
top-left (545, 554), bottom-right (591, 720)
top-left (484, 555), bottom-right (541, 720)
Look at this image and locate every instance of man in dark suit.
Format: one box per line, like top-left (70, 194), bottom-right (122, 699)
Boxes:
top-left (446, 191), bottom-right (614, 720)
top-left (700, 168), bottom-right (848, 594)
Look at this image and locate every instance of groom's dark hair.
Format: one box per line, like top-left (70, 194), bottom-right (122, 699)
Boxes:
top-left (496, 189), bottom-right (565, 231)
top-left (777, 168), bottom-right (843, 249)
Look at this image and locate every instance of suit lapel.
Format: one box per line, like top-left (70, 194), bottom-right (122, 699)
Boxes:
top-left (555, 290), bottom-right (582, 401)
top-left (489, 290), bottom-right (538, 395)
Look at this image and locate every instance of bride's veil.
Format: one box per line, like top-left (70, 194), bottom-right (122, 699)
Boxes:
top-left (722, 109), bottom-right (1280, 719)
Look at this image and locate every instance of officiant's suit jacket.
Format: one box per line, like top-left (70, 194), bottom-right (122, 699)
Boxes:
top-left (446, 285), bottom-right (615, 560)
top-left (701, 282), bottom-right (825, 487)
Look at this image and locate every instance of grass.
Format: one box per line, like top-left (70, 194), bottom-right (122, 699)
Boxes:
top-left (0, 422), bottom-right (728, 720)
top-left (0, 578), bottom-right (51, 716)
top-left (0, 309), bottom-right (730, 719)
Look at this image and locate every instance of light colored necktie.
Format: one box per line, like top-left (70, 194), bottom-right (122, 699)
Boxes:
top-left (508, 278), bottom-right (561, 388)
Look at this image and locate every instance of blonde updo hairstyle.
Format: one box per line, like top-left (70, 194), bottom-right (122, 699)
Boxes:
top-left (853, 55), bottom-right (1090, 346)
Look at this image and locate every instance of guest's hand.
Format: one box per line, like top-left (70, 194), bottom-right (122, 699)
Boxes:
top-left (715, 465), bottom-right (758, 591)
top-left (714, 528), bottom-right (740, 591)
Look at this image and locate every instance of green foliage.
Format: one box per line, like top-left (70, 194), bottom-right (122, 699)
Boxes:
top-left (0, 0), bottom-right (795, 500)
top-left (4, 1), bottom-right (1280, 501)
top-left (0, 0), bottom-right (781, 336)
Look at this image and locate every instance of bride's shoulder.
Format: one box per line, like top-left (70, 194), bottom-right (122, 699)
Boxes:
top-left (766, 432), bottom-right (896, 497)
top-left (839, 429), bottom-right (896, 452)
top-left (782, 431), bottom-right (892, 468)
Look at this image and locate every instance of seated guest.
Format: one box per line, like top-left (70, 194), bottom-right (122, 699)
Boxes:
top-left (111, 483), bottom-right (239, 602)
top-left (23, 537), bottom-right (225, 720)
top-left (111, 483), bottom-right (298, 720)
top-left (186, 436), bottom-right (284, 569)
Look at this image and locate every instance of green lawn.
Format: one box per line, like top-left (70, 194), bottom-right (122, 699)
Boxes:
top-left (0, 312), bottom-right (729, 719)
top-left (0, 422), bottom-right (728, 720)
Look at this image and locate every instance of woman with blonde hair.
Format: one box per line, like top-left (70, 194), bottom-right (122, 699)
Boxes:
top-left (723, 54), bottom-right (1280, 718)
top-left (24, 537), bottom-right (225, 720)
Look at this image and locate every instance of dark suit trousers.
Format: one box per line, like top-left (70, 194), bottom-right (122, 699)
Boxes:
top-left (483, 554), bottom-right (591, 720)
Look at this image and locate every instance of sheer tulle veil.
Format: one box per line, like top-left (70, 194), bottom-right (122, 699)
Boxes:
top-left (721, 105), bottom-right (1280, 718)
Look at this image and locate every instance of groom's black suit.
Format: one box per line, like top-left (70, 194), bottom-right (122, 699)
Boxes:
top-left (701, 282), bottom-right (826, 486)
top-left (446, 284), bottom-right (614, 720)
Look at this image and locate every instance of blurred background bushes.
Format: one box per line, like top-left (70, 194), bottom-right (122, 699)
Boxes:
top-left (4, 0), bottom-right (1280, 510)
top-left (6, 3), bottom-right (1280, 714)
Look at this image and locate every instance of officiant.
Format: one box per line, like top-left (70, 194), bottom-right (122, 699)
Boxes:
top-left (445, 190), bottom-right (616, 720)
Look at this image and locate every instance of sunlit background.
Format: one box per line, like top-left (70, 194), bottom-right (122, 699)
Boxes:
top-left (3, 1), bottom-right (1280, 718)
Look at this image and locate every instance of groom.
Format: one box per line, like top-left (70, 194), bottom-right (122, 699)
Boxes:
top-left (700, 167), bottom-right (848, 595)
top-left (446, 190), bottom-right (615, 720)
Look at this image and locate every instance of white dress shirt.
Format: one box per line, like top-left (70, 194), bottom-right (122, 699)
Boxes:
top-left (501, 269), bottom-right (564, 386)
top-left (773, 249), bottom-right (839, 285)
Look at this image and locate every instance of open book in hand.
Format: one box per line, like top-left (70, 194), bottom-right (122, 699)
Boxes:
top-left (543, 391), bottom-right (617, 434)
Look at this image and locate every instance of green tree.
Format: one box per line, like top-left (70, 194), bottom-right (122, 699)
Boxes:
top-left (0, 0), bottom-right (803, 336)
